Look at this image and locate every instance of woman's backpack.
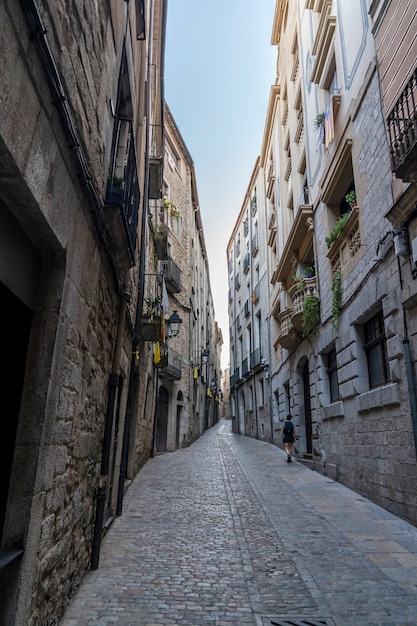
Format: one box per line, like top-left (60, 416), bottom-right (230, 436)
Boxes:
top-left (283, 421), bottom-right (294, 435)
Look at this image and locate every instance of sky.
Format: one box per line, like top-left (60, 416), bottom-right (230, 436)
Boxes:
top-left (165, 0), bottom-right (278, 370)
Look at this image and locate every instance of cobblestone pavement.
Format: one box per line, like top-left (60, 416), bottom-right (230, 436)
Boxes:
top-left (62, 420), bottom-right (417, 626)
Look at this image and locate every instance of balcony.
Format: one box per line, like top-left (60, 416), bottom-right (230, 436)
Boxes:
top-left (276, 308), bottom-right (299, 350)
top-left (230, 367), bottom-right (240, 389)
top-left (241, 358), bottom-right (251, 379)
top-left (139, 315), bottom-right (163, 342)
top-left (243, 253), bottom-right (250, 274)
top-left (387, 68), bottom-right (417, 182)
top-left (157, 346), bottom-right (182, 381)
top-left (251, 232), bottom-right (259, 256)
top-left (250, 347), bottom-right (263, 371)
top-left (160, 257), bottom-right (182, 293)
top-left (327, 206), bottom-right (362, 276)
top-left (276, 205), bottom-right (314, 285)
top-left (288, 277), bottom-right (317, 332)
top-left (104, 119), bottom-right (140, 267)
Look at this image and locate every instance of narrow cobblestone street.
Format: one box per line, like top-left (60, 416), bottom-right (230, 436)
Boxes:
top-left (61, 421), bottom-right (417, 626)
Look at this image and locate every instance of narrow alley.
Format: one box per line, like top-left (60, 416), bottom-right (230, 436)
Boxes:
top-left (62, 421), bottom-right (417, 626)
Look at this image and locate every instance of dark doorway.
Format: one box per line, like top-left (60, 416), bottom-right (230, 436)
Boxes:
top-left (175, 406), bottom-right (181, 449)
top-left (175, 392), bottom-right (183, 450)
top-left (303, 360), bottom-right (313, 456)
top-left (107, 374), bottom-right (124, 522)
top-left (155, 386), bottom-right (169, 452)
top-left (0, 282), bottom-right (32, 541)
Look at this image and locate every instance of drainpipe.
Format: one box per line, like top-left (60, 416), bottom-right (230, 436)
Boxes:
top-left (267, 314), bottom-right (274, 444)
top-left (402, 338), bottom-right (417, 458)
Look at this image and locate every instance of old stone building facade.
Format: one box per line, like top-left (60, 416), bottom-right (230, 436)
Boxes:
top-left (228, 0), bottom-right (417, 526)
top-left (227, 160), bottom-right (272, 441)
top-left (149, 104), bottom-right (222, 452)
top-left (0, 1), bottom-right (219, 624)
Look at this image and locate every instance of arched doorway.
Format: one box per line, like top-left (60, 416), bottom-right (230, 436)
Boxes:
top-left (302, 360), bottom-right (313, 456)
top-left (155, 386), bottom-right (169, 452)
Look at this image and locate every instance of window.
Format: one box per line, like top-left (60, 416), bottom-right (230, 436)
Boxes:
top-left (106, 49), bottom-right (140, 258)
top-left (326, 347), bottom-right (339, 403)
top-left (259, 379), bottom-right (265, 406)
top-left (363, 311), bottom-right (389, 389)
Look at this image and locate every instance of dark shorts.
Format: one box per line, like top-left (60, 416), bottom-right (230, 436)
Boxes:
top-left (283, 434), bottom-right (294, 443)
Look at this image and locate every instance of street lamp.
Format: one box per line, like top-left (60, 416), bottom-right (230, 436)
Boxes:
top-left (167, 310), bottom-right (182, 336)
top-left (201, 348), bottom-right (209, 365)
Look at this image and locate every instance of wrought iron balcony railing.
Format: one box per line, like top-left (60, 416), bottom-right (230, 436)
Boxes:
top-left (159, 257), bottom-right (182, 293)
top-left (105, 119), bottom-right (140, 262)
top-left (387, 68), bottom-right (417, 182)
top-left (157, 346), bottom-right (182, 380)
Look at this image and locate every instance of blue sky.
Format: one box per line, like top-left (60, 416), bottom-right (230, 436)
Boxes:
top-left (165, 0), bottom-right (277, 369)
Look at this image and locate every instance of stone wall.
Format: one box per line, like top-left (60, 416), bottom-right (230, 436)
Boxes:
top-left (0, 0), bottom-right (161, 623)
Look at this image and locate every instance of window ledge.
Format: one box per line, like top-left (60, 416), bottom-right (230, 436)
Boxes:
top-left (322, 400), bottom-right (344, 419)
top-left (356, 382), bottom-right (400, 413)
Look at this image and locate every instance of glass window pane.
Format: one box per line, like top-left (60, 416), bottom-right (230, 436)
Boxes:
top-left (368, 344), bottom-right (386, 388)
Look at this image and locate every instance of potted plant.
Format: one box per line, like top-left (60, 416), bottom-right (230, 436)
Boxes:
top-left (304, 264), bottom-right (315, 278)
top-left (291, 273), bottom-right (306, 290)
top-left (141, 296), bottom-right (163, 341)
top-left (163, 195), bottom-right (181, 218)
top-left (144, 295), bottom-right (161, 319)
top-left (345, 190), bottom-right (357, 209)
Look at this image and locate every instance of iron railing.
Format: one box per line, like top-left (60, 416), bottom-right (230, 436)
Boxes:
top-left (106, 119), bottom-right (140, 257)
top-left (387, 68), bottom-right (417, 181)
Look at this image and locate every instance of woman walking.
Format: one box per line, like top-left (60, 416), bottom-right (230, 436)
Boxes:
top-left (282, 415), bottom-right (296, 463)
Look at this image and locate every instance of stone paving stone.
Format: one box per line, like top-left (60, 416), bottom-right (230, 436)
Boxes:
top-left (61, 421), bottom-right (417, 625)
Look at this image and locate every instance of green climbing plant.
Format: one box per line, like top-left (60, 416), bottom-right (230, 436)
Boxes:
top-left (325, 211), bottom-right (351, 249)
top-left (331, 269), bottom-right (342, 332)
top-left (303, 295), bottom-right (320, 336)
